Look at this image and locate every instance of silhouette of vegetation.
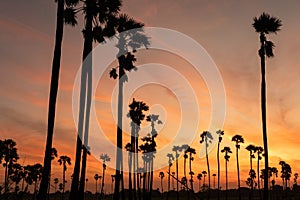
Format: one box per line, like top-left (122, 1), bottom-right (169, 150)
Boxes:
top-left (232, 134), bottom-right (244, 200)
top-left (221, 146), bottom-right (232, 200)
top-left (216, 130), bottom-right (224, 200)
top-left (99, 153), bottom-right (110, 200)
top-left (58, 155), bottom-right (71, 200)
top-left (253, 12), bottom-right (282, 200)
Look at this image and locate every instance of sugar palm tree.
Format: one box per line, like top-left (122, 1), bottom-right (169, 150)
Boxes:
top-left (181, 144), bottom-right (190, 180)
top-left (125, 142), bottom-right (133, 199)
top-left (58, 155), bottom-right (71, 200)
top-left (221, 146), bottom-right (232, 200)
top-left (100, 154), bottom-right (111, 200)
top-left (253, 12), bottom-right (282, 200)
top-left (212, 174), bottom-right (216, 189)
top-left (1, 139), bottom-right (19, 193)
top-left (197, 173), bottom-right (202, 192)
top-left (172, 145), bottom-right (181, 200)
top-left (216, 130), bottom-right (224, 200)
top-left (200, 131), bottom-right (213, 199)
top-left (232, 134), bottom-right (244, 200)
top-left (186, 147), bottom-right (196, 193)
top-left (8, 163), bottom-right (23, 193)
top-left (166, 153), bottom-right (174, 199)
top-left (270, 167), bottom-right (278, 187)
top-left (38, 0), bottom-right (78, 198)
top-left (255, 146), bottom-right (264, 199)
top-left (159, 172), bottom-right (165, 197)
top-left (109, 14), bottom-right (149, 200)
top-left (294, 173), bottom-right (299, 185)
top-left (202, 171), bottom-right (207, 189)
top-left (94, 174), bottom-right (100, 194)
top-left (246, 144), bottom-right (256, 197)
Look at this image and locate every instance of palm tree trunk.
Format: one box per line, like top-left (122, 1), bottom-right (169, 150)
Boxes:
top-left (114, 53), bottom-right (125, 200)
top-left (236, 148), bottom-right (241, 200)
top-left (258, 158), bottom-right (262, 200)
top-left (225, 160), bottom-right (228, 200)
top-left (206, 139), bottom-right (211, 200)
top-left (62, 164), bottom-right (65, 200)
top-left (70, 0), bottom-right (94, 199)
top-left (167, 164), bottom-right (170, 200)
top-left (217, 142), bottom-right (220, 200)
top-left (37, 1), bottom-right (64, 199)
top-left (4, 162), bottom-right (8, 193)
top-left (100, 165), bottom-right (106, 200)
top-left (260, 32), bottom-right (269, 200)
top-left (176, 153), bottom-right (179, 200)
top-left (128, 150), bottom-right (133, 200)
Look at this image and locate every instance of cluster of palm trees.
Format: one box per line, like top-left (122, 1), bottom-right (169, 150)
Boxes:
top-left (3, 0), bottom-right (290, 197)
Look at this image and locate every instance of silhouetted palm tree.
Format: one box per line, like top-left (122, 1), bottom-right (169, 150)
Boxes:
top-left (9, 163), bottom-right (23, 193)
top-left (38, 0), bottom-right (78, 198)
top-left (100, 154), bottom-right (111, 200)
top-left (216, 130), bottom-right (224, 200)
top-left (232, 134), bottom-right (244, 200)
top-left (181, 144), bottom-right (190, 180)
top-left (246, 144), bottom-right (256, 198)
top-left (279, 161), bottom-right (292, 190)
top-left (294, 173), bottom-right (298, 185)
top-left (255, 146), bottom-right (263, 199)
top-left (221, 146), bottom-right (232, 200)
top-left (94, 174), bottom-right (100, 194)
top-left (202, 171), bottom-right (207, 189)
top-left (109, 14), bottom-right (149, 200)
top-left (58, 155), bottom-right (71, 200)
top-left (0, 139), bottom-right (19, 193)
top-left (159, 172), bottom-right (165, 198)
top-left (172, 145), bottom-right (181, 200)
top-left (166, 153), bottom-right (174, 199)
top-left (212, 174), bottom-right (216, 189)
top-left (68, 1), bottom-right (122, 199)
top-left (186, 147), bottom-right (196, 194)
top-left (253, 12), bottom-right (282, 200)
top-left (270, 167), bottom-right (278, 187)
top-left (200, 131), bottom-right (213, 199)
top-left (197, 173), bottom-right (202, 192)
top-left (25, 163), bottom-right (43, 198)
top-left (125, 142), bottom-right (133, 199)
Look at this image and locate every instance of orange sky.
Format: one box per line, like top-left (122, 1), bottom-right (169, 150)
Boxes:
top-left (1, 0), bottom-right (300, 193)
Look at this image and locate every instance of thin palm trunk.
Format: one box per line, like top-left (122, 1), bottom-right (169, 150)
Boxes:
top-left (217, 142), bottom-right (220, 200)
top-left (69, 0), bottom-right (94, 199)
top-left (205, 139), bottom-right (211, 200)
top-left (37, 1), bottom-right (64, 199)
top-left (100, 165), bottom-right (106, 200)
top-left (62, 164), bottom-right (65, 200)
top-left (176, 153), bottom-right (179, 200)
top-left (236, 148), bottom-right (241, 200)
top-left (225, 160), bottom-right (228, 200)
top-left (260, 32), bottom-right (269, 200)
top-left (257, 158), bottom-right (262, 200)
top-left (114, 52), bottom-right (126, 200)
top-left (128, 150), bottom-right (133, 200)
top-left (167, 165), bottom-right (171, 200)
top-left (4, 163), bottom-right (8, 193)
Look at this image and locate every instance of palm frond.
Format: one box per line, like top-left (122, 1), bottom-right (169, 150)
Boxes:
top-left (64, 7), bottom-right (77, 26)
top-left (253, 12), bottom-right (282, 34)
top-left (265, 40), bottom-right (275, 57)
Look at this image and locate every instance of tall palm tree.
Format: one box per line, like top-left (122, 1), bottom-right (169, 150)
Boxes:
top-left (197, 173), bottom-right (202, 192)
top-left (200, 131), bottom-right (213, 199)
top-left (100, 154), bottom-right (111, 200)
top-left (68, 2), bottom-right (122, 200)
top-left (221, 146), bottom-right (232, 200)
top-left (255, 146), bottom-right (264, 199)
top-left (125, 142), bottom-right (133, 199)
top-left (216, 130), bottom-right (224, 200)
top-left (232, 134), bottom-right (244, 200)
top-left (58, 155), bottom-right (71, 200)
top-left (166, 153), bottom-right (174, 199)
top-left (246, 144), bottom-right (256, 198)
top-left (202, 171), bottom-right (207, 189)
top-left (159, 172), bottom-right (165, 198)
top-left (38, 1), bottom-right (78, 198)
top-left (253, 12), bottom-right (282, 200)
top-left (172, 145), bottom-right (181, 200)
top-left (127, 99), bottom-right (149, 200)
top-left (109, 14), bottom-right (149, 200)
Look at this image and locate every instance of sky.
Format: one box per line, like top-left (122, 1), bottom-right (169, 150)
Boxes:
top-left (1, 0), bottom-right (300, 193)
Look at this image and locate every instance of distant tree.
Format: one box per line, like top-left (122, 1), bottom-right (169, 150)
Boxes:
top-left (54, 178), bottom-right (59, 193)
top-left (94, 174), bottom-right (100, 194)
top-left (186, 147), bottom-right (196, 194)
top-left (294, 173), bottom-right (299, 185)
top-left (216, 130), bottom-right (224, 200)
top-left (246, 144), bottom-right (256, 198)
top-left (181, 144), bottom-right (190, 180)
top-left (100, 153), bottom-right (111, 200)
top-left (279, 161), bottom-right (292, 190)
top-left (202, 171), bottom-right (207, 190)
top-left (0, 139), bottom-right (19, 193)
top-left (159, 172), bottom-right (165, 198)
top-left (221, 146), bottom-right (232, 200)
top-left (9, 163), bottom-right (23, 193)
top-left (255, 146), bottom-right (263, 199)
top-left (197, 173), bottom-right (202, 192)
top-left (232, 134), bottom-right (244, 200)
top-left (166, 153), bottom-right (174, 199)
top-left (58, 155), bottom-right (71, 200)
top-left (253, 12), bottom-right (282, 200)
top-left (172, 145), bottom-right (181, 200)
top-left (200, 131), bottom-right (213, 199)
